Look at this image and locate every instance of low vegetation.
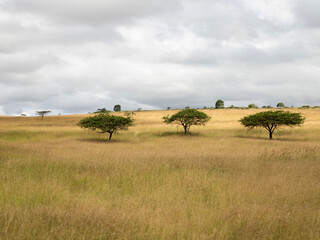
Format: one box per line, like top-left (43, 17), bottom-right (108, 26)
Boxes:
top-left (0, 108), bottom-right (320, 239)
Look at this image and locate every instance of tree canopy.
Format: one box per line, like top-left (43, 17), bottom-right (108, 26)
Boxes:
top-left (215, 99), bottom-right (224, 109)
top-left (163, 109), bottom-right (211, 134)
top-left (94, 108), bottom-right (110, 113)
top-left (240, 110), bottom-right (305, 139)
top-left (113, 104), bottom-right (121, 112)
top-left (78, 113), bottom-right (134, 140)
top-left (248, 103), bottom-right (258, 109)
top-left (35, 111), bottom-right (51, 120)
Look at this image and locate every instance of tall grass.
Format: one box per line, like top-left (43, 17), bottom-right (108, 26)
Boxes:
top-left (0, 109), bottom-right (320, 239)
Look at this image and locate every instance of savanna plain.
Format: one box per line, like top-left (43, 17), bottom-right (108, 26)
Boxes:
top-left (0, 109), bottom-right (320, 240)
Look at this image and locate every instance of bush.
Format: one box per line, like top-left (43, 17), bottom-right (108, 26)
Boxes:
top-left (248, 104), bottom-right (258, 109)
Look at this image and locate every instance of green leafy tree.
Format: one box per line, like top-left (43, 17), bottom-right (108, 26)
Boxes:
top-left (94, 108), bottom-right (110, 113)
top-left (248, 103), bottom-right (258, 108)
top-left (240, 110), bottom-right (305, 139)
top-left (113, 104), bottom-right (121, 112)
top-left (300, 105), bottom-right (311, 109)
top-left (215, 99), bottom-right (224, 109)
top-left (163, 109), bottom-right (211, 134)
top-left (277, 102), bottom-right (285, 108)
top-left (78, 113), bottom-right (134, 140)
top-left (35, 110), bottom-right (51, 120)
top-left (262, 105), bottom-right (272, 109)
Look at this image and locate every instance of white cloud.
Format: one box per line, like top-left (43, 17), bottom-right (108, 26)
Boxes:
top-left (241, 0), bottom-right (295, 25)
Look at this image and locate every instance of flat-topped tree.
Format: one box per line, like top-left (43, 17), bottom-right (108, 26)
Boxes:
top-left (240, 110), bottom-right (305, 139)
top-left (163, 109), bottom-right (211, 134)
top-left (36, 111), bottom-right (51, 120)
top-left (94, 108), bottom-right (110, 113)
top-left (78, 113), bottom-right (134, 141)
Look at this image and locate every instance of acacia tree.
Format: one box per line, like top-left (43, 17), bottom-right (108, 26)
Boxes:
top-left (163, 109), bottom-right (211, 134)
top-left (78, 113), bottom-right (134, 140)
top-left (35, 111), bottom-right (51, 120)
top-left (240, 110), bottom-right (305, 139)
top-left (94, 108), bottom-right (109, 113)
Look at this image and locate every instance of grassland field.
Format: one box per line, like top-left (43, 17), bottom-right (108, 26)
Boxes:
top-left (0, 108), bottom-right (320, 239)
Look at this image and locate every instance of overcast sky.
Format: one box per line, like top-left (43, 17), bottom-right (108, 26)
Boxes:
top-left (0, 0), bottom-right (319, 115)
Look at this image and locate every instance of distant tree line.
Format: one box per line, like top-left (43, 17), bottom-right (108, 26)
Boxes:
top-left (166, 100), bottom-right (318, 110)
top-left (32, 100), bottom-right (316, 126)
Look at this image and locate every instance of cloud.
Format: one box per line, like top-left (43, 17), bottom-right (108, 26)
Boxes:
top-left (0, 0), bottom-right (319, 115)
top-left (295, 0), bottom-right (320, 28)
top-left (0, 106), bottom-right (5, 115)
top-left (3, 0), bottom-right (181, 25)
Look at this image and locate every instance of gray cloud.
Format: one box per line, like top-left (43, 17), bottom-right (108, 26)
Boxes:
top-left (295, 0), bottom-right (320, 28)
top-left (0, 0), bottom-right (319, 116)
top-left (3, 0), bottom-right (181, 25)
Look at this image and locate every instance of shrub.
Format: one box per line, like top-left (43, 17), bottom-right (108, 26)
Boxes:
top-left (248, 104), bottom-right (258, 109)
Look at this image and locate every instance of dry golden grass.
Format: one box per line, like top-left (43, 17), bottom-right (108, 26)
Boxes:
top-left (0, 109), bottom-right (320, 239)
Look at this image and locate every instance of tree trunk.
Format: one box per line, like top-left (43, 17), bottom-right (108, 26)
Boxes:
top-left (269, 130), bottom-right (273, 139)
top-left (183, 125), bottom-right (188, 135)
top-left (108, 132), bottom-right (113, 140)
